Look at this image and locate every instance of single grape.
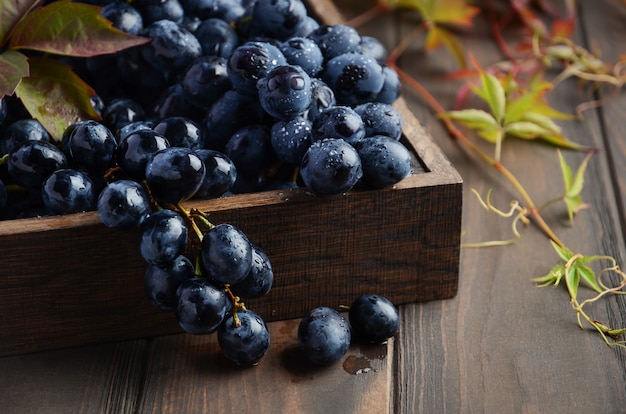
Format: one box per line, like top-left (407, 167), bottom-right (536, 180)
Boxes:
top-left (42, 169), bottom-right (95, 215)
top-left (63, 120), bottom-right (117, 175)
top-left (152, 83), bottom-right (204, 121)
top-left (348, 294), bottom-right (400, 344)
top-left (135, 0), bottom-right (185, 25)
top-left (323, 52), bottom-right (385, 106)
top-left (218, 309), bottom-right (270, 366)
top-left (181, 56), bottom-right (232, 110)
top-left (249, 0), bottom-right (308, 41)
top-left (176, 277), bottom-right (232, 334)
top-left (307, 24), bottom-right (361, 61)
top-left (141, 20), bottom-right (202, 72)
top-left (1, 118), bottom-right (51, 155)
top-left (307, 79), bottom-right (336, 121)
top-left (195, 17), bottom-right (240, 58)
top-left (139, 209), bottom-right (188, 265)
top-left (193, 149), bottom-right (237, 198)
top-left (229, 243), bottom-right (273, 299)
top-left (298, 307), bottom-right (351, 365)
top-left (153, 116), bottom-right (205, 150)
top-left (97, 180), bottom-right (152, 230)
top-left (359, 35), bottom-right (388, 64)
top-left (280, 36), bottom-right (324, 77)
top-left (310, 105), bottom-right (365, 144)
top-left (145, 255), bottom-right (195, 311)
top-left (145, 147), bottom-right (206, 203)
top-left (201, 223), bottom-right (253, 285)
top-left (376, 65), bottom-right (401, 104)
top-left (300, 138), bottom-right (362, 196)
top-left (224, 125), bottom-right (275, 174)
top-left (227, 41), bottom-right (287, 95)
top-left (100, 2), bottom-right (143, 35)
top-left (102, 98), bottom-right (146, 134)
top-left (353, 102), bottom-right (402, 140)
top-left (7, 141), bottom-right (68, 189)
top-left (270, 115), bottom-right (312, 166)
top-left (352, 135), bottom-right (412, 188)
top-left (257, 64), bottom-right (312, 120)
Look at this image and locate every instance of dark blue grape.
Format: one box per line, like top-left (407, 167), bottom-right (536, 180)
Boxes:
top-left (195, 17), bottom-right (239, 58)
top-left (257, 64), bottom-right (312, 120)
top-left (360, 35), bottom-right (388, 64)
top-left (348, 294), bottom-right (400, 344)
top-left (97, 180), bottom-right (152, 230)
top-left (227, 41), bottom-right (287, 95)
top-left (249, 0), bottom-right (308, 41)
top-left (7, 141), bottom-right (68, 189)
top-left (63, 120), bottom-right (117, 174)
top-left (229, 243), bottom-right (273, 299)
top-left (176, 278), bottom-right (232, 334)
top-left (1, 119), bottom-right (50, 155)
top-left (116, 129), bottom-right (170, 181)
top-left (280, 36), bottom-right (324, 77)
top-left (141, 20), bottom-right (202, 72)
top-left (217, 309), bottom-right (270, 366)
top-left (323, 52), bottom-right (385, 106)
top-left (300, 138), bottom-right (362, 196)
top-left (152, 83), bottom-right (204, 121)
top-left (145, 255), bottom-right (195, 311)
top-left (102, 98), bottom-right (146, 134)
top-left (118, 120), bottom-right (156, 142)
top-left (153, 116), bottom-right (205, 149)
top-left (115, 48), bottom-right (172, 106)
top-left (225, 125), bottom-right (276, 174)
top-left (180, 0), bottom-right (247, 21)
top-left (353, 135), bottom-right (412, 188)
top-left (193, 149), bottom-right (237, 198)
top-left (139, 209), bottom-right (188, 265)
top-left (310, 105), bottom-right (365, 144)
top-left (202, 89), bottom-right (265, 150)
top-left (181, 56), bottom-right (232, 110)
top-left (376, 65), bottom-right (401, 104)
top-left (135, 0), bottom-right (185, 25)
top-left (100, 2), bottom-right (143, 35)
top-left (270, 115), bottom-right (311, 165)
top-left (307, 79), bottom-right (336, 121)
top-left (292, 15), bottom-right (319, 37)
top-left (145, 147), bottom-right (206, 203)
top-left (353, 102), bottom-right (402, 140)
top-left (42, 169), bottom-right (95, 215)
top-left (298, 307), bottom-right (351, 365)
top-left (308, 24), bottom-right (361, 61)
top-left (201, 223), bottom-right (252, 285)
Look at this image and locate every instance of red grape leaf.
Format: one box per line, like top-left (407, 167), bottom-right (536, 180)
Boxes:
top-left (15, 56), bottom-right (100, 141)
top-left (8, 0), bottom-right (149, 57)
top-left (0, 50), bottom-right (29, 97)
top-left (0, 0), bottom-right (40, 46)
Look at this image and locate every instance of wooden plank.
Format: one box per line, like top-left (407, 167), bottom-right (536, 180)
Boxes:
top-left (136, 319), bottom-right (393, 414)
top-left (331, 1), bottom-right (626, 413)
top-left (0, 340), bottom-right (149, 414)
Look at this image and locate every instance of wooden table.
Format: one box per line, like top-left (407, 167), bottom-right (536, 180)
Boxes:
top-left (1, 1), bottom-right (625, 412)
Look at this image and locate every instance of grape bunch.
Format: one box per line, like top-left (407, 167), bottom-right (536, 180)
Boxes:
top-left (0, 0), bottom-right (411, 366)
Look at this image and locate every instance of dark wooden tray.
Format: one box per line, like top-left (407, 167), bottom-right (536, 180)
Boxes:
top-left (0, 1), bottom-right (462, 356)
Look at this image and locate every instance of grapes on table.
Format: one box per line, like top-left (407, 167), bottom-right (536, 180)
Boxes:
top-left (0, 0), bottom-right (413, 368)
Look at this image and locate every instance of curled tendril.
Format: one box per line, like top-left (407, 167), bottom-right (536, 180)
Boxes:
top-left (461, 188), bottom-right (530, 248)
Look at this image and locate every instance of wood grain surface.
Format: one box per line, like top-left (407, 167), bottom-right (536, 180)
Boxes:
top-left (1, 0), bottom-right (625, 413)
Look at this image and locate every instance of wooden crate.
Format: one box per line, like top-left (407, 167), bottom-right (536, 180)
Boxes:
top-left (0, 2), bottom-right (462, 356)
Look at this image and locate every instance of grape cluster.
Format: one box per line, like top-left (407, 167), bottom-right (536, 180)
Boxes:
top-left (0, 0), bottom-right (408, 366)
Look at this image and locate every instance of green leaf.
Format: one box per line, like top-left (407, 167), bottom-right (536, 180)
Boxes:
top-left (441, 109), bottom-right (499, 129)
top-left (559, 150), bottom-right (592, 221)
top-left (577, 264), bottom-right (603, 293)
top-left (550, 239), bottom-right (573, 262)
top-left (533, 263), bottom-right (565, 287)
top-left (504, 121), bottom-right (551, 139)
top-left (519, 112), bottom-right (562, 135)
top-left (9, 0), bottom-right (149, 57)
top-left (480, 71), bottom-right (506, 124)
top-left (0, 50), bottom-right (29, 97)
top-left (15, 56), bottom-right (100, 141)
top-left (0, 0), bottom-right (40, 47)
